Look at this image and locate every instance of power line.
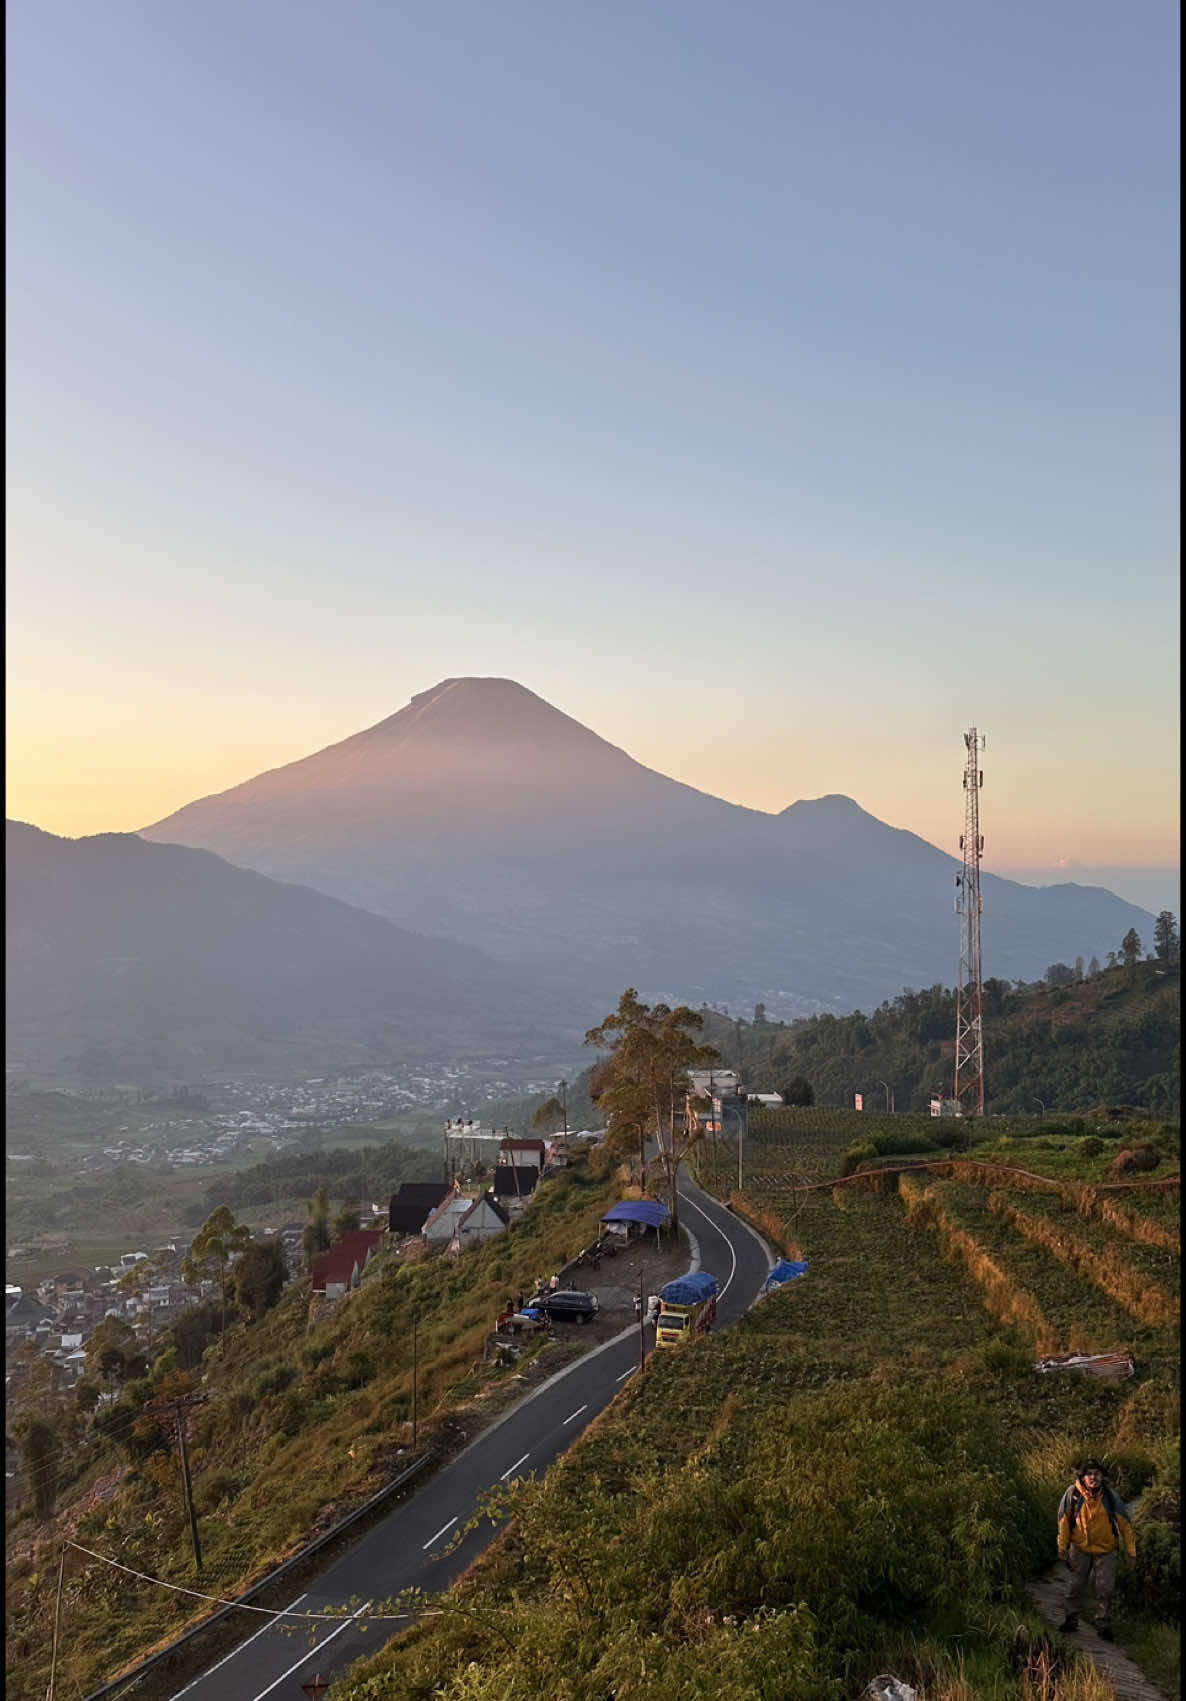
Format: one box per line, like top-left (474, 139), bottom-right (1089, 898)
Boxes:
top-left (64, 1543), bottom-right (415, 1620)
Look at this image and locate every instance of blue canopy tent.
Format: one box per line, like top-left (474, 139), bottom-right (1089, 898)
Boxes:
top-left (761, 1259), bottom-right (808, 1296)
top-left (601, 1200), bottom-right (670, 1230)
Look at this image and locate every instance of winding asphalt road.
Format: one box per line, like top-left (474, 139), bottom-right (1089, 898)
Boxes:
top-left (165, 1177), bottom-right (771, 1699)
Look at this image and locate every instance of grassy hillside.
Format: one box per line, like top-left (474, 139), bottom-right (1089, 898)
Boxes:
top-left (4, 1151), bottom-right (628, 1701)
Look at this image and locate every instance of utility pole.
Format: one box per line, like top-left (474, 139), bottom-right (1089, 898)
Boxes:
top-left (638, 1272), bottom-right (646, 1373)
top-left (148, 1384), bottom-right (205, 1575)
top-left (47, 1546), bottom-right (66, 1700)
top-left (176, 1410), bottom-right (202, 1575)
top-left (953, 727), bottom-right (987, 1115)
top-left (559, 1079), bottom-right (568, 1140)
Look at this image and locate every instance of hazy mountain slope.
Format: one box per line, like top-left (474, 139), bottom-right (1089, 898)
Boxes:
top-left (141, 679), bottom-right (1156, 1015)
top-left (5, 822), bottom-right (589, 1081)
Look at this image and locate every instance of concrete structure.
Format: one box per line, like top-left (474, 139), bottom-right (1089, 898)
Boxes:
top-left (498, 1137), bottom-right (545, 1170)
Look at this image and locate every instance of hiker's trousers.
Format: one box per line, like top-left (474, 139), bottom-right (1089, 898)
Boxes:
top-left (1065, 1547), bottom-right (1117, 1619)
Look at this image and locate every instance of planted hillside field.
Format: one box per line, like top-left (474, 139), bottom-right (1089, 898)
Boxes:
top-left (988, 1190), bottom-right (1180, 1330)
top-left (743, 1105), bottom-right (947, 1179)
top-left (913, 1179), bottom-right (1145, 1355)
top-left (1081, 1185), bottom-right (1181, 1255)
top-left (741, 1185), bottom-right (1001, 1368)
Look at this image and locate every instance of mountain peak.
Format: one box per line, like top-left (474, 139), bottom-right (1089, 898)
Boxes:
top-left (345, 677), bottom-right (607, 755)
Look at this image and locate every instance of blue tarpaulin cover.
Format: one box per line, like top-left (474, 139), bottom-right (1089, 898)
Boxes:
top-left (762, 1259), bottom-right (808, 1294)
top-left (602, 1200), bottom-right (670, 1228)
top-left (659, 1271), bottom-right (719, 1305)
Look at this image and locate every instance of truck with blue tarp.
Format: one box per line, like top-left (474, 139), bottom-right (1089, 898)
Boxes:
top-left (655, 1271), bottom-right (718, 1347)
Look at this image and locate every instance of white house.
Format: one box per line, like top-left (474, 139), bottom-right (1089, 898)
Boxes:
top-left (423, 1192), bottom-right (510, 1254)
top-left (454, 1193), bottom-right (509, 1251)
top-left (424, 1195), bottom-right (476, 1249)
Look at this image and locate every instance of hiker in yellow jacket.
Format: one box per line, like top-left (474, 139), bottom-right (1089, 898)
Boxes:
top-left (1057, 1459), bottom-right (1136, 1640)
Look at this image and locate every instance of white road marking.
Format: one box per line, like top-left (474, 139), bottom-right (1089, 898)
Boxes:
top-left (617, 1368), bottom-right (636, 1382)
top-left (500, 1453), bottom-right (531, 1480)
top-left (252, 1598), bottom-right (372, 1699)
top-left (422, 1517), bottom-right (458, 1550)
top-left (679, 1190), bottom-right (739, 1299)
top-left (562, 1404), bottom-right (588, 1424)
top-left (168, 1594), bottom-right (309, 1698)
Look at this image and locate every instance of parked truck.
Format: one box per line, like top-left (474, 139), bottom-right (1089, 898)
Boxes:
top-left (654, 1271), bottom-right (718, 1347)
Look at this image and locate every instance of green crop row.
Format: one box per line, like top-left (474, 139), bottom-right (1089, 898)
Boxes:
top-left (987, 1189), bottom-right (1179, 1329)
top-left (921, 1180), bottom-right (1148, 1356)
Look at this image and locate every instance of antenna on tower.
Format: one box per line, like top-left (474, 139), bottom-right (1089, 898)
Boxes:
top-left (953, 727), bottom-right (986, 1115)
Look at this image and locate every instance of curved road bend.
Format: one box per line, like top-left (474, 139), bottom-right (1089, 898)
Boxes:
top-left (166, 1178), bottom-right (771, 1700)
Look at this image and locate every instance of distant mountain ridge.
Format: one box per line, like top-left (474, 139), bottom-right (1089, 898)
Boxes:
top-left (140, 678), bottom-right (1155, 1018)
top-left (5, 820), bottom-right (588, 1081)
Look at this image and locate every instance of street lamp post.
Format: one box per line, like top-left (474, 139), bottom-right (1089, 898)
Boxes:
top-left (719, 1099), bottom-right (748, 1194)
top-left (878, 1080), bottom-right (894, 1113)
top-left (1033, 1098), bottom-right (1045, 1118)
top-left (559, 1079), bottom-right (568, 1140)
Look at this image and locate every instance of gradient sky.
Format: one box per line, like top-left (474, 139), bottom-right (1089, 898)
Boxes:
top-left (7, 1), bottom-right (1179, 880)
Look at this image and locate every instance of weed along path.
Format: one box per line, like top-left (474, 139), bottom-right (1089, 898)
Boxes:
top-left (138, 1177), bottom-right (771, 1701)
top-left (1029, 1568), bottom-right (1167, 1701)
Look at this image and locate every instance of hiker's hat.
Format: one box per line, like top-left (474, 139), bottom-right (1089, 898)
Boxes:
top-left (1079, 1459), bottom-right (1107, 1477)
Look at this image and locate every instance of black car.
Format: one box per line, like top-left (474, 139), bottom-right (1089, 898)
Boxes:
top-left (538, 1289), bottom-right (599, 1324)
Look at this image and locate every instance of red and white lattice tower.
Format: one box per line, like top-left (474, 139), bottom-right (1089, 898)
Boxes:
top-left (953, 727), bottom-right (986, 1115)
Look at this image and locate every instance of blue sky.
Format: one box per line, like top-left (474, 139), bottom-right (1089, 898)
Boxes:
top-left (6, 1), bottom-right (1180, 880)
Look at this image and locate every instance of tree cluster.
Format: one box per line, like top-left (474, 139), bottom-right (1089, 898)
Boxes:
top-left (586, 989), bottom-right (719, 1228)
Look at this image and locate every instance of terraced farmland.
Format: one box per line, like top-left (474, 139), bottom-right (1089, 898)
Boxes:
top-left (741, 1183), bottom-right (1000, 1368)
top-left (903, 1176), bottom-right (1178, 1358)
top-left (987, 1189), bottom-right (1179, 1329)
top-left (1080, 1184), bottom-right (1180, 1255)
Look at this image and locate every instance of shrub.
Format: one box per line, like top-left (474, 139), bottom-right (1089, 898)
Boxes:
top-left (1111, 1144), bottom-right (1162, 1176)
top-left (1112, 1384), bottom-right (1181, 1451)
top-left (971, 1337), bottom-right (1035, 1380)
top-left (195, 1469), bottom-right (243, 1515)
top-left (277, 1391), bottom-right (305, 1438)
top-left (935, 1125), bottom-right (972, 1151)
top-left (252, 1362), bottom-right (297, 1401)
top-left (868, 1133), bottom-right (940, 1157)
top-left (1116, 1520), bottom-right (1180, 1622)
top-left (1077, 1137), bottom-right (1105, 1159)
top-left (1106, 1446), bottom-right (1160, 1502)
top-left (839, 1142), bottom-right (877, 1177)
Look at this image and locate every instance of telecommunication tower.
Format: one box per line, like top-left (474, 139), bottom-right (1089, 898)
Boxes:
top-left (953, 727), bottom-right (986, 1114)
